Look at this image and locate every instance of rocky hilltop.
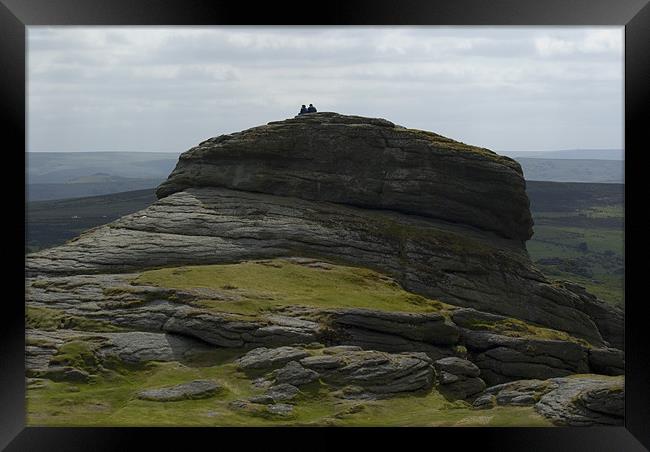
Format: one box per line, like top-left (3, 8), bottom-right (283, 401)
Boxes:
top-left (25, 113), bottom-right (624, 426)
top-left (157, 112), bottom-right (532, 241)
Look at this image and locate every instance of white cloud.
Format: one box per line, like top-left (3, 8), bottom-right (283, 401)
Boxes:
top-left (534, 29), bottom-right (622, 57)
top-left (27, 27), bottom-right (623, 153)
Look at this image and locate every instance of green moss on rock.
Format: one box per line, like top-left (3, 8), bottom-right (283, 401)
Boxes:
top-left (465, 316), bottom-right (590, 347)
top-left (26, 307), bottom-right (126, 333)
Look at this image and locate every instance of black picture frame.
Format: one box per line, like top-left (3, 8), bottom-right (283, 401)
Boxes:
top-left (2, 0), bottom-right (648, 450)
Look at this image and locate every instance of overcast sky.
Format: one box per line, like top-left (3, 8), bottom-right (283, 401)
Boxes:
top-left (27, 27), bottom-right (623, 154)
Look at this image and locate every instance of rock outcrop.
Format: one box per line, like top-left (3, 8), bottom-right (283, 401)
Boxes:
top-left (26, 187), bottom-right (622, 348)
top-left (137, 380), bottom-right (221, 401)
top-left (239, 345), bottom-right (435, 398)
top-left (473, 375), bottom-right (624, 426)
top-left (236, 347), bottom-right (311, 370)
top-left (460, 329), bottom-right (590, 386)
top-left (433, 357), bottom-right (486, 399)
top-left (156, 112), bottom-right (533, 241)
top-left (25, 113), bottom-right (624, 426)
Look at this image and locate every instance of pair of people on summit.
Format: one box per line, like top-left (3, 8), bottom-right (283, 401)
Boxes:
top-left (298, 104), bottom-right (317, 115)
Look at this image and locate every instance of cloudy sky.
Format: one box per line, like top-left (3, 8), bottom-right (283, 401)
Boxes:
top-left (27, 27), bottom-right (623, 154)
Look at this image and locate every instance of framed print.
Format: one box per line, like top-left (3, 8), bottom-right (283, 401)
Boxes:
top-left (2, 0), bottom-right (649, 450)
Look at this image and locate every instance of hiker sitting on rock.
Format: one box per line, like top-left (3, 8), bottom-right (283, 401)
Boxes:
top-left (307, 104), bottom-right (317, 113)
top-left (298, 105), bottom-right (308, 115)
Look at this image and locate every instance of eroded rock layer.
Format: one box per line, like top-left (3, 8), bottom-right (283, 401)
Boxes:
top-left (26, 187), bottom-right (622, 348)
top-left (156, 113), bottom-right (533, 241)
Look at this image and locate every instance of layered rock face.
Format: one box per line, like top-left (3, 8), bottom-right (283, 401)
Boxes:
top-left (25, 113), bottom-right (624, 426)
top-left (156, 113), bottom-right (533, 241)
top-left (26, 188), bottom-right (622, 349)
top-left (473, 375), bottom-right (624, 426)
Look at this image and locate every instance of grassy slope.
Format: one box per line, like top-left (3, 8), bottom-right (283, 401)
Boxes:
top-left (27, 347), bottom-right (551, 427)
top-left (135, 259), bottom-right (448, 315)
top-left (29, 258), bottom-right (586, 426)
top-left (134, 259), bottom-right (590, 345)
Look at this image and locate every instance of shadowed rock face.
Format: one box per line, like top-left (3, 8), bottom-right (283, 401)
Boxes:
top-left (156, 112), bottom-right (533, 241)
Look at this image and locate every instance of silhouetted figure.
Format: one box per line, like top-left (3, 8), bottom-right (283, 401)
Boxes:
top-left (307, 104), bottom-right (317, 113)
top-left (299, 105), bottom-right (308, 115)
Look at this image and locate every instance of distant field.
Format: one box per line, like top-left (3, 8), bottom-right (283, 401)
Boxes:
top-left (25, 181), bottom-right (625, 307)
top-left (28, 177), bottom-right (164, 201)
top-left (26, 189), bottom-right (157, 253)
top-left (526, 181), bottom-right (624, 307)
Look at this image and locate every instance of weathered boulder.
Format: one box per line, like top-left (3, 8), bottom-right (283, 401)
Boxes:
top-left (236, 347), bottom-right (310, 371)
top-left (137, 380), bottom-right (221, 401)
top-left (300, 348), bottom-right (434, 396)
top-left (156, 112), bottom-right (532, 241)
top-left (535, 377), bottom-right (624, 426)
top-left (162, 309), bottom-right (321, 348)
top-left (474, 375), bottom-right (624, 426)
top-left (97, 331), bottom-right (214, 364)
top-left (433, 357), bottom-right (485, 399)
top-left (228, 399), bottom-right (295, 418)
top-left (271, 361), bottom-right (320, 386)
top-left (588, 347), bottom-right (625, 376)
top-left (330, 308), bottom-right (459, 345)
top-left (473, 379), bottom-right (553, 409)
top-left (460, 329), bottom-right (590, 385)
top-left (434, 356), bottom-right (481, 377)
top-left (266, 403), bottom-right (294, 417)
top-left (249, 384), bottom-right (300, 404)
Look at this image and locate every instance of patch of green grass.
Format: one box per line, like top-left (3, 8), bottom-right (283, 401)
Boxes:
top-left (134, 259), bottom-right (449, 316)
top-left (49, 340), bottom-right (104, 373)
top-left (27, 354), bottom-right (552, 427)
top-left (528, 210), bottom-right (624, 307)
top-left (315, 392), bottom-right (551, 427)
top-left (26, 306), bottom-right (126, 332)
top-left (580, 205), bottom-right (624, 218)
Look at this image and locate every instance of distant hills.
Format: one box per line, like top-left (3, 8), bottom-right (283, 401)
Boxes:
top-left (516, 158), bottom-right (623, 184)
top-left (25, 149), bottom-right (624, 202)
top-left (27, 176), bottom-right (166, 202)
top-left (501, 149), bottom-right (623, 160)
top-left (27, 151), bottom-right (179, 184)
top-left (26, 152), bottom-right (178, 201)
